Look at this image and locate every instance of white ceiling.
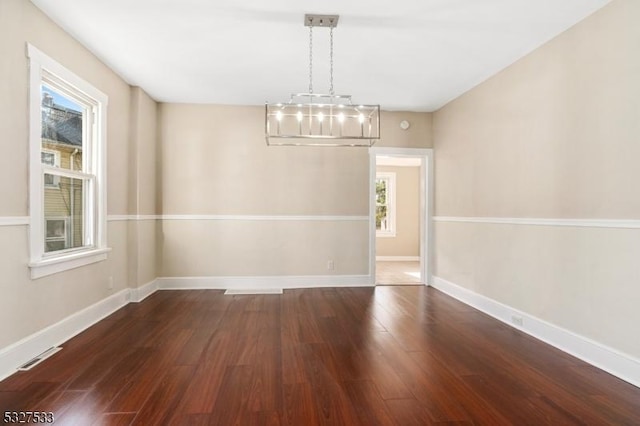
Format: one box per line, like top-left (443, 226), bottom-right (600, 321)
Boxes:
top-left (31, 0), bottom-right (610, 112)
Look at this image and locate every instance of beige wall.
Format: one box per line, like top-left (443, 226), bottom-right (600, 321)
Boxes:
top-left (378, 111), bottom-right (433, 148)
top-left (159, 104), bottom-right (370, 216)
top-left (157, 105), bottom-right (432, 278)
top-left (433, 0), bottom-right (640, 358)
top-left (0, 0), bottom-right (142, 350)
top-left (127, 87), bottom-right (159, 287)
top-left (161, 220), bottom-right (369, 277)
top-left (128, 87), bottom-right (158, 216)
top-left (158, 104), bottom-right (372, 277)
top-left (376, 165), bottom-right (420, 257)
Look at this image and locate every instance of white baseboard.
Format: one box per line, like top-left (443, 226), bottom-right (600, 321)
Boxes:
top-left (431, 276), bottom-right (640, 389)
top-left (129, 279), bottom-right (159, 303)
top-left (0, 289), bottom-right (130, 382)
top-left (158, 274), bottom-right (374, 290)
top-left (376, 256), bottom-right (420, 261)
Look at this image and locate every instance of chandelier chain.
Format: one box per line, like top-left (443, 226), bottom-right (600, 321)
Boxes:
top-left (308, 22), bottom-right (313, 94)
top-left (329, 23), bottom-right (334, 96)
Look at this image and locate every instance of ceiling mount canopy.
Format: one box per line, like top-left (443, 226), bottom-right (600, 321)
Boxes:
top-left (265, 14), bottom-right (380, 147)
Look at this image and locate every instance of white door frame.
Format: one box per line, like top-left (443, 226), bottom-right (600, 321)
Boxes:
top-left (369, 147), bottom-right (434, 285)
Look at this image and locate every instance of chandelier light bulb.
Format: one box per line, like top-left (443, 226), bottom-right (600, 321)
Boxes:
top-left (338, 112), bottom-right (345, 123)
top-left (296, 111), bottom-right (303, 122)
top-left (276, 111), bottom-right (283, 121)
top-left (358, 113), bottom-right (365, 123)
top-left (318, 112), bottom-right (324, 122)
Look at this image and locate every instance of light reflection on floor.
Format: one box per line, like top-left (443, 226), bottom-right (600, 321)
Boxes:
top-left (376, 261), bottom-right (422, 285)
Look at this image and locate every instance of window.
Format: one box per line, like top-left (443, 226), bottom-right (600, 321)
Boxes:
top-left (41, 149), bottom-right (60, 187)
top-left (28, 45), bottom-right (109, 279)
top-left (376, 172), bottom-right (396, 237)
top-left (45, 217), bottom-right (71, 251)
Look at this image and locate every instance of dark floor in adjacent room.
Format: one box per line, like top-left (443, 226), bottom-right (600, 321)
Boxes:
top-left (1, 286), bottom-right (639, 425)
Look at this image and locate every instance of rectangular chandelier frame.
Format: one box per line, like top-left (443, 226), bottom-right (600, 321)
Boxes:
top-left (265, 93), bottom-right (380, 147)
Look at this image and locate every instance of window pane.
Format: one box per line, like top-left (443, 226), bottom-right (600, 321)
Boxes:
top-left (41, 86), bottom-right (83, 172)
top-left (41, 151), bottom-right (56, 165)
top-left (376, 179), bottom-right (387, 206)
top-left (376, 206), bottom-right (388, 231)
top-left (46, 219), bottom-right (65, 238)
top-left (42, 151), bottom-right (59, 186)
top-left (46, 241), bottom-right (66, 252)
top-left (44, 174), bottom-right (56, 187)
top-left (44, 174), bottom-right (85, 253)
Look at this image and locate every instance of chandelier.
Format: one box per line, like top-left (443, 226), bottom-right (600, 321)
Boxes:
top-left (265, 14), bottom-right (380, 147)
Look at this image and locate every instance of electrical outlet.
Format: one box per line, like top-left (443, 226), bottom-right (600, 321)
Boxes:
top-left (511, 315), bottom-right (524, 327)
top-left (327, 260), bottom-right (335, 270)
top-left (107, 276), bottom-right (114, 290)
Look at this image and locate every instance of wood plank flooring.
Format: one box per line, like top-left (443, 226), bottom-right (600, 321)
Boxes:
top-left (376, 261), bottom-right (422, 285)
top-left (1, 286), bottom-right (639, 425)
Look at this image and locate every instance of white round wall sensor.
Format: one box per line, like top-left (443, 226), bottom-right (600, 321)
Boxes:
top-left (400, 120), bottom-right (410, 130)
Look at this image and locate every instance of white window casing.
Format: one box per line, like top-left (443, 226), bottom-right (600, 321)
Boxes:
top-left (27, 44), bottom-right (110, 279)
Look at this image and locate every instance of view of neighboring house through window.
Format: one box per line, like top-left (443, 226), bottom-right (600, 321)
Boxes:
top-left (28, 44), bottom-right (109, 279)
top-left (41, 86), bottom-right (85, 253)
top-left (41, 149), bottom-right (60, 186)
top-left (45, 217), bottom-right (70, 251)
top-left (376, 172), bottom-right (396, 237)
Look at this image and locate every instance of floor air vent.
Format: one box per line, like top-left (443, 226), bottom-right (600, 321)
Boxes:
top-left (18, 347), bottom-right (62, 371)
top-left (224, 289), bottom-right (283, 295)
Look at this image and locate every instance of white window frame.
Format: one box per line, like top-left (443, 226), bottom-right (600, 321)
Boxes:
top-left (28, 44), bottom-right (110, 279)
top-left (375, 172), bottom-right (396, 237)
top-left (41, 149), bottom-right (60, 187)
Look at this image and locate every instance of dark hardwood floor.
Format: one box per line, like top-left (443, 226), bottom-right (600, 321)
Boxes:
top-left (1, 286), bottom-right (639, 425)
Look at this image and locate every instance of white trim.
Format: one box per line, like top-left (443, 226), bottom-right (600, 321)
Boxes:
top-left (161, 215), bottom-right (369, 221)
top-left (430, 276), bottom-right (640, 389)
top-left (106, 214), bottom-right (368, 222)
top-left (376, 156), bottom-right (422, 167)
top-left (0, 288), bottom-right (130, 382)
top-left (433, 216), bottom-right (640, 229)
top-left (369, 148), bottom-right (434, 285)
top-left (29, 247), bottom-right (111, 279)
top-left (27, 45), bottom-right (109, 105)
top-left (107, 215), bottom-right (160, 221)
top-left (0, 217), bottom-right (29, 226)
top-left (129, 279), bottom-right (159, 303)
top-left (157, 274), bottom-right (374, 290)
top-left (42, 165), bottom-right (94, 181)
top-left (424, 150), bottom-right (435, 285)
top-left (107, 215), bottom-right (135, 222)
top-left (27, 44), bottom-right (109, 279)
top-left (376, 256), bottom-right (420, 261)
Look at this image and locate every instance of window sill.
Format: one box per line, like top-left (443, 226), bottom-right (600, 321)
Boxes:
top-left (29, 247), bottom-right (112, 279)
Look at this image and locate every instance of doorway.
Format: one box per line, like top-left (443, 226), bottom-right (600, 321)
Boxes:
top-left (369, 148), bottom-right (433, 286)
